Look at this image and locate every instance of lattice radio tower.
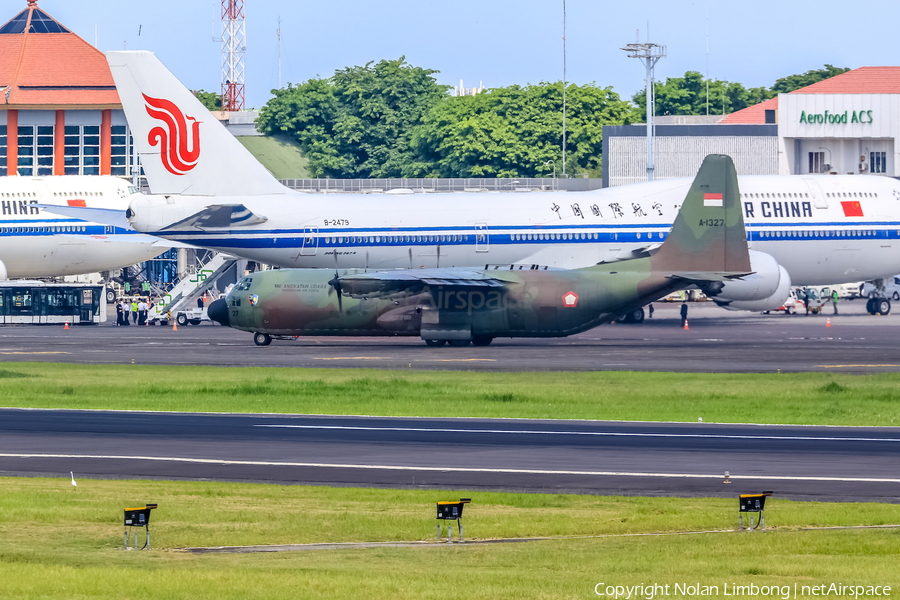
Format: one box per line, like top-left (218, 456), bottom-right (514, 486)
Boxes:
top-left (220, 0), bottom-right (246, 111)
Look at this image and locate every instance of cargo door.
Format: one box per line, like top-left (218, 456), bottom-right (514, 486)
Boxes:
top-left (300, 227), bottom-right (318, 256)
top-left (803, 178), bottom-right (828, 209)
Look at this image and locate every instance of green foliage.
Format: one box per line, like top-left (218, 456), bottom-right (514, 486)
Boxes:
top-left (253, 59), bottom-right (851, 178)
top-left (193, 89), bottom-right (222, 111)
top-left (632, 65), bottom-right (849, 117)
top-left (772, 64), bottom-right (850, 94)
top-left (257, 57), bottom-right (448, 178)
top-left (408, 82), bottom-right (635, 178)
top-left (633, 71), bottom-right (774, 117)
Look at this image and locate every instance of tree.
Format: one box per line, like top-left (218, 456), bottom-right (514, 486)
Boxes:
top-left (193, 90), bottom-right (221, 111)
top-left (408, 82), bottom-right (635, 178)
top-left (632, 72), bottom-right (774, 117)
top-left (257, 58), bottom-right (448, 178)
top-left (631, 65), bottom-right (849, 118)
top-left (771, 64), bottom-right (850, 94)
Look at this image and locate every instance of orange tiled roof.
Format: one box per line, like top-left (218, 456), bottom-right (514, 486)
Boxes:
top-left (0, 2), bottom-right (120, 108)
top-left (720, 97), bottom-right (779, 125)
top-left (721, 67), bottom-right (900, 124)
top-left (793, 67), bottom-right (900, 94)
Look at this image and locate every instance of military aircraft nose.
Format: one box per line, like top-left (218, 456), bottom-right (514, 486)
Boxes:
top-left (208, 298), bottom-right (230, 327)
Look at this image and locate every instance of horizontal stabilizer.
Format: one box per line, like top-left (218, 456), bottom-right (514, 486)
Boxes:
top-left (161, 204), bottom-right (268, 231)
top-left (667, 271), bottom-right (754, 282)
top-left (34, 205), bottom-right (133, 230)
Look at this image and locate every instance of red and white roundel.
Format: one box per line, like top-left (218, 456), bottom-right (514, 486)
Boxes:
top-left (562, 291), bottom-right (579, 307)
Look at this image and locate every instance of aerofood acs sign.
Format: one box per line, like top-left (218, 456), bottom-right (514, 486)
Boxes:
top-left (799, 109), bottom-right (873, 125)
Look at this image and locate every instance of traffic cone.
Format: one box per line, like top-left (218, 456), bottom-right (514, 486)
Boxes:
top-left (826, 318), bottom-right (831, 328)
top-left (63, 321), bottom-right (69, 330)
top-left (172, 321), bottom-right (177, 331)
top-left (684, 318), bottom-right (689, 331)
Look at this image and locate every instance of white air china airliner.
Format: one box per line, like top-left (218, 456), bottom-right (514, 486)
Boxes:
top-left (98, 51), bottom-right (900, 314)
top-left (0, 175), bottom-right (169, 280)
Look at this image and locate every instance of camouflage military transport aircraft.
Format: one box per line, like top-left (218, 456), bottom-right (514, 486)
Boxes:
top-left (208, 155), bottom-right (752, 346)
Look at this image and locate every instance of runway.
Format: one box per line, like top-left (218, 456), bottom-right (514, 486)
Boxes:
top-left (1, 409), bottom-right (898, 502)
top-left (1, 301), bottom-right (899, 372)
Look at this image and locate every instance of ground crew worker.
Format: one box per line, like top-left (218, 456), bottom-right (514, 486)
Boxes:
top-left (802, 289), bottom-right (810, 315)
top-left (648, 303), bottom-right (654, 319)
top-left (131, 298), bottom-right (138, 324)
top-left (680, 302), bottom-right (688, 328)
top-left (138, 298), bottom-right (149, 326)
top-left (832, 289), bottom-right (839, 315)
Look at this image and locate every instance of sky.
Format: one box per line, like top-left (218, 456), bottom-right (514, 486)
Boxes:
top-left (28, 0), bottom-right (900, 110)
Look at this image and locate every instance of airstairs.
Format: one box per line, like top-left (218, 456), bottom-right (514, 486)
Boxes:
top-left (148, 253), bottom-right (237, 325)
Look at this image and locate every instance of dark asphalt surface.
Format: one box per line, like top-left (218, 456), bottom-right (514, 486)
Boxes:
top-left (1, 409), bottom-right (898, 502)
top-left (1, 301), bottom-right (898, 373)
top-left (2, 301), bottom-right (899, 502)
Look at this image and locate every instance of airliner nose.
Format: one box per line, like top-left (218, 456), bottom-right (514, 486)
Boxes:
top-left (208, 299), bottom-right (230, 326)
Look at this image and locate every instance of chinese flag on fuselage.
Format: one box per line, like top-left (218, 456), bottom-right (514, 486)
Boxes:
top-left (841, 201), bottom-right (864, 217)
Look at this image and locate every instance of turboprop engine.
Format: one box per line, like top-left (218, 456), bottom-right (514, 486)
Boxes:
top-left (706, 251), bottom-right (792, 312)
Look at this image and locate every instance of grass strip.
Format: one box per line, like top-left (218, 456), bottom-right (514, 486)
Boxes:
top-left (1, 362), bottom-right (900, 426)
top-left (0, 477), bottom-right (897, 599)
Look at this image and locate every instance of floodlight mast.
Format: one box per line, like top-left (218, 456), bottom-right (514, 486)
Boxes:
top-left (621, 41), bottom-right (666, 181)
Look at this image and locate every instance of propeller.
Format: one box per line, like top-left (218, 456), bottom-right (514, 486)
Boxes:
top-left (328, 269), bottom-right (343, 313)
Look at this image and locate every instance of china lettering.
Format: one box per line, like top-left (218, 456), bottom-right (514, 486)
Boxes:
top-left (799, 110), bottom-right (873, 125)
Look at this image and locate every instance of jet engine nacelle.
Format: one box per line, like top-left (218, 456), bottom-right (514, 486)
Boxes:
top-left (715, 265), bottom-right (792, 312)
top-left (703, 251), bottom-right (782, 302)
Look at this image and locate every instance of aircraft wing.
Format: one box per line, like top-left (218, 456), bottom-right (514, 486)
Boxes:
top-left (35, 205), bottom-right (133, 230)
top-left (341, 268), bottom-right (506, 287)
top-left (54, 233), bottom-right (195, 248)
top-left (338, 268), bottom-right (507, 298)
top-left (161, 204), bottom-right (268, 230)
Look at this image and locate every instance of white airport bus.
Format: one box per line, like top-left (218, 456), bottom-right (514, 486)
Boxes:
top-left (0, 282), bottom-right (106, 324)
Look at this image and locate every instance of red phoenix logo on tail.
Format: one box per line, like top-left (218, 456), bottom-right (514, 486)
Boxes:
top-left (143, 94), bottom-right (201, 176)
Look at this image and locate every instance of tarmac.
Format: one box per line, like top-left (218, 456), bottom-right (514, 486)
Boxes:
top-left (2, 299), bottom-right (898, 503)
top-left (1, 409), bottom-right (898, 503)
top-left (0, 300), bottom-right (898, 373)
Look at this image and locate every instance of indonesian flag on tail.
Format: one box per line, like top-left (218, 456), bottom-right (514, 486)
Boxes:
top-left (703, 193), bottom-right (723, 207)
top-left (841, 201), bottom-right (864, 217)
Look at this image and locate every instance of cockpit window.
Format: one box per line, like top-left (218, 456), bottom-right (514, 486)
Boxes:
top-left (128, 186), bottom-right (140, 195)
top-left (235, 277), bottom-right (253, 291)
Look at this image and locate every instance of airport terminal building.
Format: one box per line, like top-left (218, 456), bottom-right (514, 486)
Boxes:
top-left (603, 67), bottom-right (900, 186)
top-left (0, 1), bottom-right (136, 178)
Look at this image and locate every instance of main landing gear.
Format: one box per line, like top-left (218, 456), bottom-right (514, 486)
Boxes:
top-left (254, 332), bottom-right (272, 346)
top-left (866, 297), bottom-right (891, 315)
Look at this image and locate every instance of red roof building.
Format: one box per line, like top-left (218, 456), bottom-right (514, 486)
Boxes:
top-left (723, 67), bottom-right (900, 125)
top-left (0, 1), bottom-right (132, 177)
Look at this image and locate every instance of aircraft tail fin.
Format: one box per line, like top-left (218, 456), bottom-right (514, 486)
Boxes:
top-left (106, 51), bottom-right (288, 197)
top-left (652, 154), bottom-right (751, 276)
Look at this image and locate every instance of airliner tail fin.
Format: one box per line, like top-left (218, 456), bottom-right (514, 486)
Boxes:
top-left (106, 51), bottom-right (288, 197)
